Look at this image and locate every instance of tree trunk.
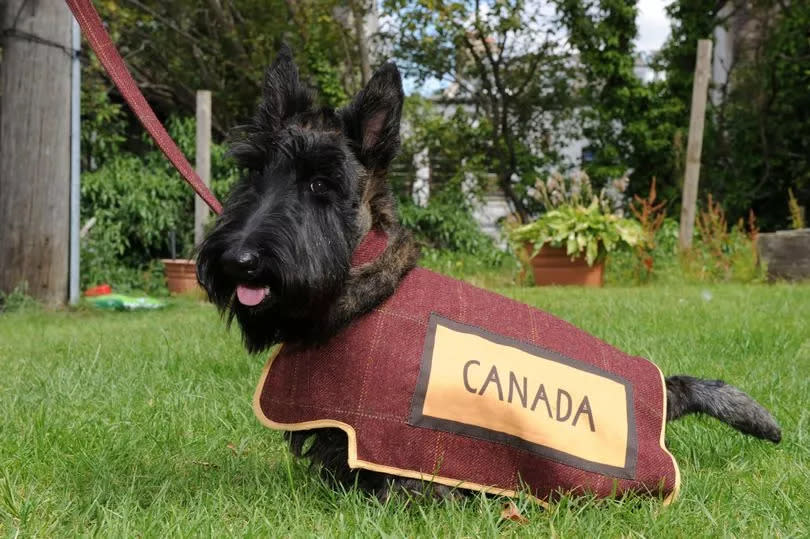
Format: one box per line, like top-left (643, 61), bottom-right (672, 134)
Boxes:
top-left (0, 0), bottom-right (72, 305)
top-left (349, 0), bottom-right (372, 85)
top-left (498, 170), bottom-right (528, 222)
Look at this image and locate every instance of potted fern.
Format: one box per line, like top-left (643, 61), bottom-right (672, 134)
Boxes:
top-left (508, 172), bottom-right (642, 286)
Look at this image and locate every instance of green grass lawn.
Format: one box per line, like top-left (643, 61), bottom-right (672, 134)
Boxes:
top-left (1, 284), bottom-right (808, 537)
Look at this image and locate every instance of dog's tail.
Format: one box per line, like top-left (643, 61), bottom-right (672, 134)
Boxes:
top-left (665, 375), bottom-right (781, 443)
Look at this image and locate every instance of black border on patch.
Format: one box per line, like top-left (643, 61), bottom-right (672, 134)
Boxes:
top-left (408, 313), bottom-right (638, 480)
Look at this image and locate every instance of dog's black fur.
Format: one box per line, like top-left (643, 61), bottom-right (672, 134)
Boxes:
top-left (197, 46), bottom-right (419, 354)
top-left (198, 47), bottom-right (781, 499)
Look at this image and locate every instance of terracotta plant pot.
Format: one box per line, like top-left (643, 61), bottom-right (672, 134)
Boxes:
top-left (525, 244), bottom-right (604, 287)
top-left (162, 259), bottom-right (201, 295)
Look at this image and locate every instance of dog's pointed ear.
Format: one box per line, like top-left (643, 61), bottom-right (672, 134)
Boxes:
top-left (230, 45), bottom-right (313, 169)
top-left (342, 63), bottom-right (404, 169)
top-left (258, 44), bottom-right (313, 131)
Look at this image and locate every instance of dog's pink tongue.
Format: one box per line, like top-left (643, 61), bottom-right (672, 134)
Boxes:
top-left (236, 285), bottom-right (268, 306)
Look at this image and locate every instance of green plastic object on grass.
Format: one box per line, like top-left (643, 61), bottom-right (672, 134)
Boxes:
top-left (87, 294), bottom-right (166, 311)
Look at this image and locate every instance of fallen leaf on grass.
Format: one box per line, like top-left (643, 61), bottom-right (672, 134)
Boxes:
top-left (191, 460), bottom-right (218, 469)
top-left (227, 442), bottom-right (250, 456)
top-left (500, 501), bottom-right (529, 524)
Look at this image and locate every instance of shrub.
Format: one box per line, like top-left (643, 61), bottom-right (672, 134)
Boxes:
top-left (417, 248), bottom-right (518, 289)
top-left (604, 218), bottom-right (679, 286)
top-left (606, 198), bottom-right (764, 286)
top-left (0, 283), bottom-right (40, 313)
top-left (509, 172), bottom-right (642, 267)
top-left (399, 197), bottom-right (506, 268)
top-left (509, 201), bottom-right (643, 266)
top-left (629, 178), bottom-right (668, 282)
top-left (680, 197), bottom-right (764, 283)
top-left (531, 171), bottom-right (630, 216)
top-left (789, 188), bottom-right (806, 230)
top-left (80, 117), bottom-right (239, 293)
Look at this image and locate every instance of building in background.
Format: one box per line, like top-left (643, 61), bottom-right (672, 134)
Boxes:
top-left (404, 51), bottom-right (661, 247)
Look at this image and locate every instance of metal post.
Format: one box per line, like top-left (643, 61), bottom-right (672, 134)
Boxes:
top-left (69, 17), bottom-right (81, 305)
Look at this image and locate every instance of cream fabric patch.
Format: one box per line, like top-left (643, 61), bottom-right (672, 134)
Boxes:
top-left (410, 314), bottom-right (638, 478)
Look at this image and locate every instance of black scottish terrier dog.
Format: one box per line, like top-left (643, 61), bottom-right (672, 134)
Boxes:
top-left (197, 46), bottom-right (419, 356)
top-left (197, 47), bottom-right (781, 498)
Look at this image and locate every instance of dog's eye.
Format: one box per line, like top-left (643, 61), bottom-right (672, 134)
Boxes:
top-left (310, 179), bottom-right (329, 195)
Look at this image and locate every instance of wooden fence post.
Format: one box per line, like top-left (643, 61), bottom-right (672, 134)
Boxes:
top-left (679, 39), bottom-right (713, 250)
top-left (194, 90), bottom-right (212, 248)
top-left (0, 1), bottom-right (73, 304)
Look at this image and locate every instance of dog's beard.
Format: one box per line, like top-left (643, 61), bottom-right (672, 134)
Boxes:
top-left (197, 224), bottom-right (353, 353)
top-left (230, 270), bottom-right (348, 352)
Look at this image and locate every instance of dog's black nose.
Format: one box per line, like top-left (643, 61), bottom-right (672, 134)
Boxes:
top-left (222, 248), bottom-right (260, 278)
top-left (236, 250), bottom-right (259, 270)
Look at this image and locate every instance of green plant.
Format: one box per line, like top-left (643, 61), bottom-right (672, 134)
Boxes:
top-left (80, 116), bottom-right (239, 292)
top-left (417, 248), bottom-right (518, 289)
top-left (81, 53), bottom-right (128, 172)
top-left (85, 0), bottom-right (369, 139)
top-left (385, 0), bottom-right (577, 219)
top-left (629, 178), bottom-right (668, 282)
top-left (396, 97), bottom-right (494, 204)
top-left (532, 171), bottom-right (630, 215)
top-left (555, 0), bottom-right (686, 200)
top-left (399, 197), bottom-right (506, 268)
top-left (788, 188), bottom-right (806, 230)
top-left (510, 171), bottom-right (641, 267)
top-left (81, 234), bottom-right (169, 296)
top-left (0, 283), bottom-right (39, 313)
top-left (655, 0), bottom-right (810, 230)
top-left (509, 200), bottom-right (643, 266)
top-left (680, 196), bottom-right (764, 283)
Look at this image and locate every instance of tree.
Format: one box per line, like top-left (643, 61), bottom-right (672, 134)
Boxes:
top-left (384, 0), bottom-right (577, 219)
top-left (348, 0), bottom-right (373, 85)
top-left (650, 0), bottom-right (726, 204)
top-left (555, 0), bottom-right (683, 199)
top-left (0, 1), bottom-right (73, 304)
top-left (701, 0), bottom-right (810, 229)
top-left (85, 0), bottom-right (370, 139)
top-left (658, 0), bottom-right (810, 229)
top-left (657, 0), bottom-right (727, 113)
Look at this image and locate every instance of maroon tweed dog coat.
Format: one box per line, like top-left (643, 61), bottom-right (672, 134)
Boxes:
top-left (254, 229), bottom-right (680, 504)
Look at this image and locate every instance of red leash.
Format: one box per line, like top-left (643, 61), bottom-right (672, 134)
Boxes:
top-left (65, 0), bottom-right (223, 216)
